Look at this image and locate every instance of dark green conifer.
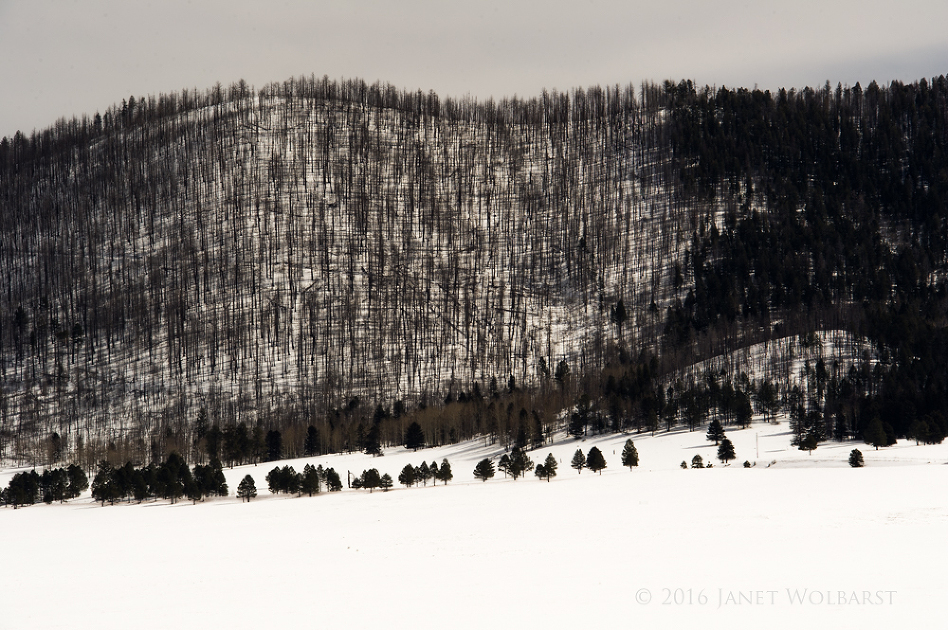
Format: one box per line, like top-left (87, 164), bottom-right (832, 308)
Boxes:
top-left (621, 439), bottom-right (639, 469)
top-left (473, 458), bottom-right (495, 481)
top-left (585, 446), bottom-right (607, 474)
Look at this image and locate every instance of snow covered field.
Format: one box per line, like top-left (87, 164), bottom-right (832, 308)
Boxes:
top-left (3, 425), bottom-right (947, 629)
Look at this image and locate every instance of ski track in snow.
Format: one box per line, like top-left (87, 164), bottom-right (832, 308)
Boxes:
top-left (2, 424), bottom-right (946, 629)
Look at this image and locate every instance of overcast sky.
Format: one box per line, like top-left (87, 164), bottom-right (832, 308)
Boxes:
top-left (2, 0), bottom-right (947, 138)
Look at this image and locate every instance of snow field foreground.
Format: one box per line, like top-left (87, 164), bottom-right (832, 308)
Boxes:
top-left (3, 427), bottom-right (948, 630)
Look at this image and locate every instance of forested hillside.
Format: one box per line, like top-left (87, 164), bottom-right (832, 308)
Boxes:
top-left (1, 75), bottom-right (946, 469)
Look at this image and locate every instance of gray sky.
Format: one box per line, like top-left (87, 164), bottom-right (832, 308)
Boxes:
top-left (2, 0), bottom-right (947, 138)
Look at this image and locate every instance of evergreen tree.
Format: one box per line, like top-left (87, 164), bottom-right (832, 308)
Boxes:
top-left (849, 449), bottom-right (865, 467)
top-left (585, 446), bottom-right (607, 474)
top-left (568, 395), bottom-right (591, 437)
top-left (691, 454), bottom-right (704, 468)
top-left (237, 475), bottom-right (257, 501)
top-left (65, 464), bottom-right (88, 499)
top-left (364, 424), bottom-right (382, 456)
top-left (398, 463), bottom-right (417, 487)
top-left (680, 460), bottom-right (688, 469)
top-left (380, 473), bottom-right (393, 491)
top-left (473, 458), bottom-right (495, 482)
top-left (266, 466), bottom-right (284, 494)
top-left (508, 447), bottom-right (533, 479)
top-left (284, 466), bottom-right (301, 494)
top-left (799, 426), bottom-right (820, 454)
top-left (706, 418), bottom-right (725, 445)
top-left (535, 453), bottom-right (557, 482)
top-left (542, 453), bottom-right (557, 480)
top-left (497, 454), bottom-right (511, 478)
top-left (362, 468), bottom-right (381, 492)
top-left (908, 418), bottom-right (929, 445)
top-left (404, 421), bottom-right (425, 451)
top-left (864, 416), bottom-right (887, 450)
top-left (91, 460), bottom-right (117, 505)
top-left (210, 459), bottom-right (228, 496)
top-left (7, 470), bottom-right (41, 508)
top-left (301, 464), bottom-right (321, 496)
top-left (417, 461), bottom-right (430, 486)
top-left (717, 438), bottom-right (736, 464)
top-left (303, 425), bottom-right (320, 456)
top-left (436, 458), bottom-right (453, 484)
top-left (570, 449), bottom-right (586, 473)
top-left (621, 439), bottom-right (639, 469)
top-left (325, 467), bottom-right (343, 491)
top-left (186, 476), bottom-right (203, 504)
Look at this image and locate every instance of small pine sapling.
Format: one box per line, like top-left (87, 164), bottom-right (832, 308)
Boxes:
top-left (849, 449), bottom-right (864, 468)
top-left (621, 439), bottom-right (639, 469)
top-left (570, 448), bottom-right (586, 473)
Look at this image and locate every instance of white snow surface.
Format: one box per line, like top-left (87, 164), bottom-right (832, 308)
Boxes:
top-left (2, 425), bottom-right (946, 629)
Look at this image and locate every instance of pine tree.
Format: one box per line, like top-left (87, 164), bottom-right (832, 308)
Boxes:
top-left (364, 424), bottom-right (382, 456)
top-left (507, 447), bottom-right (533, 479)
top-left (570, 448), bottom-right (586, 473)
top-left (691, 454), bottom-right (704, 468)
top-left (265, 430), bottom-right (282, 461)
top-left (717, 438), bottom-right (736, 464)
top-left (91, 460), bottom-right (117, 505)
top-left (362, 468), bottom-right (381, 492)
top-left (534, 463), bottom-right (548, 480)
top-left (848, 449), bottom-right (865, 468)
top-left (237, 475), bottom-right (257, 502)
top-left (65, 464), bottom-right (88, 499)
top-left (621, 439), bottom-right (639, 469)
top-left (403, 421), bottom-right (425, 450)
top-left (398, 463), bottom-right (417, 487)
top-left (706, 418), bottom-right (725, 445)
top-left (799, 426), bottom-right (820, 454)
top-left (473, 458), bottom-right (495, 481)
top-left (417, 462), bottom-right (431, 485)
top-left (585, 446), bottom-right (607, 474)
top-left (864, 416), bottom-right (887, 450)
top-left (542, 453), bottom-right (557, 481)
top-left (436, 458), bottom-right (453, 484)
top-left (303, 425), bottom-right (320, 456)
top-left (497, 454), bottom-right (511, 478)
top-left (325, 467), bottom-right (343, 491)
top-left (380, 473), bottom-right (394, 491)
top-left (680, 460), bottom-right (688, 469)
top-left (301, 464), bottom-right (321, 496)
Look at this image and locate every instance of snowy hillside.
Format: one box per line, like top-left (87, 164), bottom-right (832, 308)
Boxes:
top-left (0, 79), bottom-right (691, 455)
top-left (2, 425), bottom-right (946, 629)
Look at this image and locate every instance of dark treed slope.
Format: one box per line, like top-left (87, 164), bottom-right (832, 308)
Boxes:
top-left (1, 75), bottom-right (947, 468)
top-left (661, 79), bottom-right (948, 445)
